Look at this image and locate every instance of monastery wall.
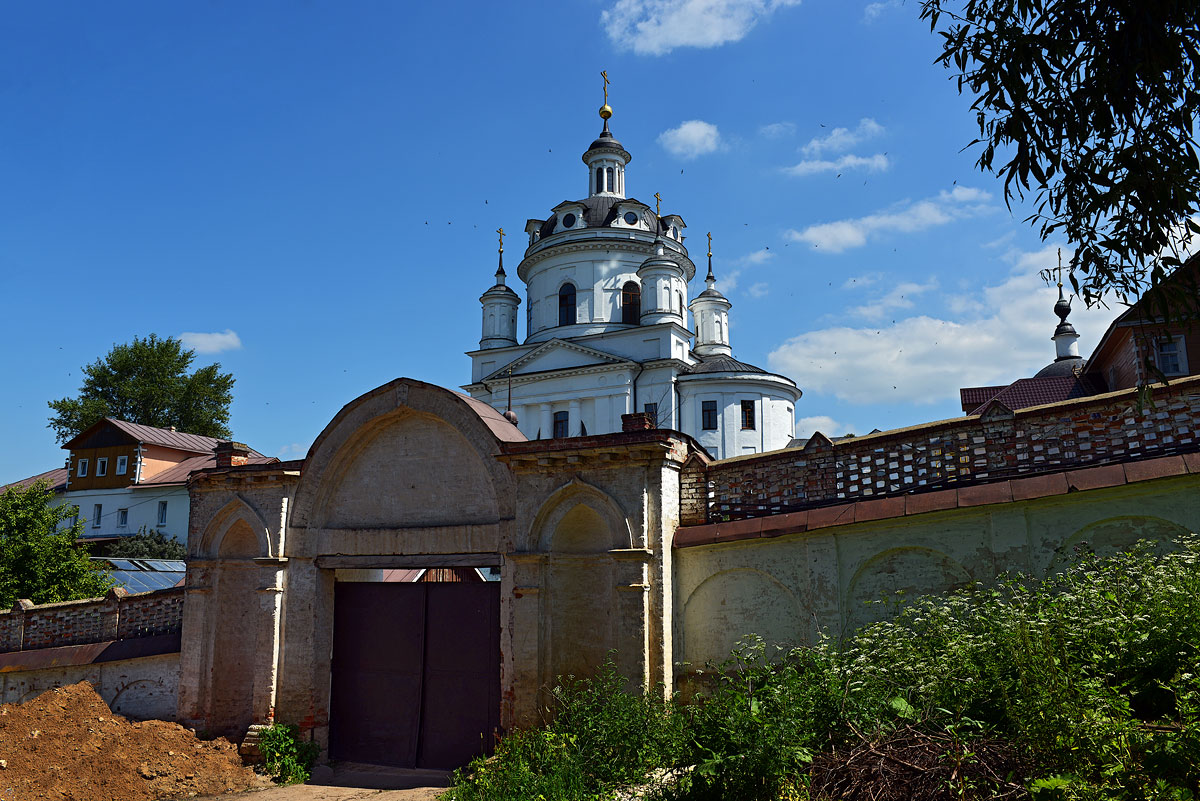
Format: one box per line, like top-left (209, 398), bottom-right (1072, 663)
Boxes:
top-left (673, 471), bottom-right (1200, 692)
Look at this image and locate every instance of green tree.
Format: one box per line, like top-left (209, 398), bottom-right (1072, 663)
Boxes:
top-left (920, 0), bottom-right (1200, 311)
top-left (48, 334), bottom-right (235, 444)
top-left (103, 527), bottom-right (187, 560)
top-left (0, 480), bottom-right (113, 607)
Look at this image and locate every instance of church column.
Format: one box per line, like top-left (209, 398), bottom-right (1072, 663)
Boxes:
top-left (569, 399), bottom-right (582, 436)
top-left (540, 404), bottom-right (553, 440)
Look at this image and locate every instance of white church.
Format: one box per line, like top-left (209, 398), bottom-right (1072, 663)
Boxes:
top-left (465, 93), bottom-right (801, 460)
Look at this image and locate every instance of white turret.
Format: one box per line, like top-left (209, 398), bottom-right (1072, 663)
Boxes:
top-left (637, 238), bottom-right (687, 326)
top-left (479, 232), bottom-right (520, 349)
top-left (689, 236), bottom-right (732, 357)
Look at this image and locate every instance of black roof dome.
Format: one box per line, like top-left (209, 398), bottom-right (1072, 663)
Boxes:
top-left (1034, 356), bottom-right (1085, 378)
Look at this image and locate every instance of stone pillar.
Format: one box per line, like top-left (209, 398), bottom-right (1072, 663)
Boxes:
top-left (250, 559), bottom-right (287, 725)
top-left (540, 404), bottom-right (553, 440)
top-left (507, 553), bottom-right (544, 728)
top-left (102, 587), bottom-right (128, 641)
top-left (569, 399), bottom-right (582, 436)
top-left (176, 573), bottom-right (213, 726)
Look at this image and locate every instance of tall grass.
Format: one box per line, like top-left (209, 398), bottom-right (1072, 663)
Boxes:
top-left (449, 538), bottom-right (1200, 800)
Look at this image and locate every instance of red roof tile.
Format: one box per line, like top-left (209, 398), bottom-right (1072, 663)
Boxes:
top-left (968, 376), bottom-right (1100, 414)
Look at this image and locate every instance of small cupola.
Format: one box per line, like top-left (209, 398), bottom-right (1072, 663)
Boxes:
top-left (583, 72), bottom-right (631, 199)
top-left (689, 233), bottom-right (733, 357)
top-left (1052, 282), bottom-right (1080, 360)
top-left (479, 228), bottom-right (521, 349)
top-left (637, 238), bottom-right (687, 326)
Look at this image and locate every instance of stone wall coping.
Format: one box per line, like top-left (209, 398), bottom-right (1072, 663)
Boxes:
top-left (0, 585), bottom-right (184, 616)
top-left (673, 453), bottom-right (1198, 549)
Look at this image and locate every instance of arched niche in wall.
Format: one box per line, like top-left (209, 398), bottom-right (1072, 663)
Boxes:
top-left (844, 547), bottom-right (972, 635)
top-left (208, 518), bottom-right (263, 737)
top-left (681, 568), bottom-right (801, 671)
top-left (197, 497), bottom-right (273, 560)
top-left (532, 480), bottom-right (632, 686)
top-left (1047, 515), bottom-right (1189, 574)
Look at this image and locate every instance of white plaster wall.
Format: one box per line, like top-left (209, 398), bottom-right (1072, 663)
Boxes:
top-left (0, 653), bottom-right (179, 720)
top-left (57, 486), bottom-right (190, 543)
top-left (678, 376), bottom-right (799, 459)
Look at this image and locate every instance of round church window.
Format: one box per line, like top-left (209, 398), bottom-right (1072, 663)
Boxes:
top-left (562, 213), bottom-right (576, 228)
top-left (624, 212), bottom-right (638, 225)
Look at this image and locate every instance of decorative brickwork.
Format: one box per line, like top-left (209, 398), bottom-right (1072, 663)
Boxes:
top-left (0, 587), bottom-right (184, 653)
top-left (695, 378), bottom-right (1200, 522)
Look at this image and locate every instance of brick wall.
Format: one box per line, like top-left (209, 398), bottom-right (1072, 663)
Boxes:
top-left (698, 379), bottom-right (1200, 521)
top-left (0, 587), bottom-right (184, 653)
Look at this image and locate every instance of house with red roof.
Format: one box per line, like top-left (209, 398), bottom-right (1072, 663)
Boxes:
top-left (1, 418), bottom-right (274, 545)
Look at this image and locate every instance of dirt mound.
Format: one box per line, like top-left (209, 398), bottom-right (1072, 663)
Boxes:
top-left (0, 681), bottom-right (272, 800)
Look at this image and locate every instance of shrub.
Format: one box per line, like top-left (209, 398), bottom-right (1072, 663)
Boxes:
top-left (257, 723), bottom-right (320, 785)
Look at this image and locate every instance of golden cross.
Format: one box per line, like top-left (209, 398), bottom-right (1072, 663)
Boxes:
top-left (707, 231), bottom-right (712, 257)
top-left (497, 227), bottom-right (505, 253)
top-left (654, 192), bottom-right (662, 216)
top-left (601, 70), bottom-right (609, 105)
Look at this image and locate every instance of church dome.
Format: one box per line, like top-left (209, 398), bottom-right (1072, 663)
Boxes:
top-left (1033, 356), bottom-right (1085, 378)
top-left (536, 196), bottom-right (662, 239)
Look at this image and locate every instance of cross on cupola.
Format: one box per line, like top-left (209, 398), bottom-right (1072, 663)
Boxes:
top-left (584, 70), bottom-right (631, 199)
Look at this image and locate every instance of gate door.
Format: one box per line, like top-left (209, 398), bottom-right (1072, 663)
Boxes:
top-left (329, 581), bottom-right (500, 769)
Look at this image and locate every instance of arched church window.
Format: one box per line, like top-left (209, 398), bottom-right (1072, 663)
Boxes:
top-left (621, 281), bottom-right (641, 325)
top-left (552, 411), bottom-right (569, 439)
top-left (677, 291), bottom-right (684, 314)
top-left (606, 167), bottom-right (614, 192)
top-left (559, 283), bottom-right (577, 327)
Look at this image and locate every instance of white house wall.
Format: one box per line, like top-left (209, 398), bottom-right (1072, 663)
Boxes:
top-left (56, 485), bottom-right (191, 543)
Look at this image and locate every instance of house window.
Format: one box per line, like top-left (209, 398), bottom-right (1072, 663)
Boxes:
top-left (1155, 336), bottom-right (1188, 376)
top-left (118, 509), bottom-right (128, 527)
top-left (702, 400), bottom-right (718, 430)
top-left (116, 455), bottom-right (128, 475)
top-left (77, 458), bottom-right (88, 477)
top-left (92, 504), bottom-right (102, 528)
top-left (157, 501), bottom-right (169, 527)
top-left (621, 281), bottom-right (641, 324)
top-left (741, 400), bottom-right (757, 430)
top-left (644, 403), bottom-right (658, 427)
top-left (559, 283), bottom-right (577, 326)
top-left (552, 411), bottom-right (569, 439)
top-left (96, 457), bottom-right (108, 477)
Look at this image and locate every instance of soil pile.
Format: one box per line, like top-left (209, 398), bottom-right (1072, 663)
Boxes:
top-left (0, 681), bottom-right (272, 800)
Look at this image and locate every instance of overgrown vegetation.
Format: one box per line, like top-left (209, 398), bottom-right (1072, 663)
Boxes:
top-left (0, 480), bottom-right (113, 607)
top-left (257, 723), bottom-right (320, 785)
top-left (449, 539), bottom-right (1200, 800)
top-left (102, 528), bottom-right (187, 560)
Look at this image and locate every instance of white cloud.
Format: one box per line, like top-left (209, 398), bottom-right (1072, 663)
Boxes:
top-left (179, 329), bottom-right (242, 354)
top-left (795, 415), bottom-right (859, 439)
top-left (842, 272), bottom-right (882, 289)
top-left (786, 186), bottom-right (995, 253)
top-left (801, 118), bottom-right (884, 156)
top-left (747, 282), bottom-right (770, 298)
top-left (863, 0), bottom-right (902, 21)
top-left (275, 442), bottom-right (311, 459)
top-left (744, 248), bottom-right (775, 265)
top-left (783, 153), bottom-right (890, 177)
top-left (854, 278), bottom-right (938, 321)
top-left (658, 120), bottom-right (723, 159)
top-left (603, 0), bottom-right (803, 56)
top-left (767, 246), bottom-right (1125, 405)
top-left (759, 121), bottom-right (796, 138)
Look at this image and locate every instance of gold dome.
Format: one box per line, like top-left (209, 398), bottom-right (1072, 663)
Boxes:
top-left (599, 104), bottom-right (613, 120)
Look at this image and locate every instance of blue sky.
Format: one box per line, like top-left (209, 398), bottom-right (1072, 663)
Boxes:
top-left (0, 0), bottom-right (1124, 484)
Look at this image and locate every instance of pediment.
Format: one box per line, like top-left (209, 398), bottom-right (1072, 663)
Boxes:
top-left (484, 339), bottom-right (633, 381)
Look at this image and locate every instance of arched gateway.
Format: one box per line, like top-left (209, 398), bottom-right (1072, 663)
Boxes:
top-left (179, 377), bottom-right (690, 769)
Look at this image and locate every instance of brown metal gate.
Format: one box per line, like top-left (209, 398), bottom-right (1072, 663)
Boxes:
top-left (328, 581), bottom-right (500, 769)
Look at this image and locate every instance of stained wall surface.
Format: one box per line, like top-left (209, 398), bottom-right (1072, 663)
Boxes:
top-left (0, 653), bottom-right (179, 720)
top-left (674, 473), bottom-right (1200, 675)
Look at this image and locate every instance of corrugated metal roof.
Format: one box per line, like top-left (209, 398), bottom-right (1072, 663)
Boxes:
top-left (103, 419), bottom-right (230, 454)
top-left (0, 467), bottom-right (70, 494)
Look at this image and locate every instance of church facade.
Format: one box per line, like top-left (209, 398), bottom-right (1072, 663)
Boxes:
top-left (464, 103), bottom-right (800, 461)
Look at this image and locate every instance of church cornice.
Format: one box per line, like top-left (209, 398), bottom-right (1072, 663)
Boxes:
top-left (518, 236), bottom-right (695, 281)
